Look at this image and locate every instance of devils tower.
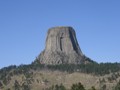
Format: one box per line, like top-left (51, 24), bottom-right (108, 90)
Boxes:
top-left (38, 26), bottom-right (89, 64)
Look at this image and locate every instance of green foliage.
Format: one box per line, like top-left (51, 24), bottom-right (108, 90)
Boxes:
top-left (88, 86), bottom-right (96, 90)
top-left (0, 81), bottom-right (3, 88)
top-left (46, 84), bottom-right (66, 90)
top-left (6, 88), bottom-right (11, 90)
top-left (13, 80), bottom-right (20, 90)
top-left (12, 80), bottom-right (31, 90)
top-left (0, 62), bottom-right (120, 79)
top-left (0, 65), bottom-right (16, 80)
top-left (0, 61), bottom-right (120, 90)
top-left (44, 62), bottom-right (120, 75)
top-left (0, 60), bottom-right (120, 90)
top-left (100, 84), bottom-right (106, 90)
top-left (71, 82), bottom-right (85, 90)
top-left (21, 82), bottom-right (31, 90)
top-left (114, 80), bottom-right (120, 90)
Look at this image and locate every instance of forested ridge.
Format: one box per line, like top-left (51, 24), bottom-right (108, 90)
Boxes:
top-left (0, 62), bottom-right (120, 90)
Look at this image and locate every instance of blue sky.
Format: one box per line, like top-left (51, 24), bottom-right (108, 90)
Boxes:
top-left (0, 0), bottom-right (120, 68)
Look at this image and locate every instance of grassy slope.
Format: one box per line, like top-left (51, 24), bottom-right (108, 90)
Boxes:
top-left (1, 70), bottom-right (120, 90)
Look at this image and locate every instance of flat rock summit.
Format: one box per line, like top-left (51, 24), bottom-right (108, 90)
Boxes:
top-left (38, 26), bottom-right (90, 64)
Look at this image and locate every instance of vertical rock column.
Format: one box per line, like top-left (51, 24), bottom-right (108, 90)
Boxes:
top-left (38, 26), bottom-right (85, 64)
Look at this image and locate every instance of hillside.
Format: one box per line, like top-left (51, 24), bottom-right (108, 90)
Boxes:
top-left (0, 26), bottom-right (120, 90)
top-left (0, 63), bottom-right (120, 90)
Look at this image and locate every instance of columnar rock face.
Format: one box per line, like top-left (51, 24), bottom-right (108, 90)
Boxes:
top-left (38, 26), bottom-right (87, 64)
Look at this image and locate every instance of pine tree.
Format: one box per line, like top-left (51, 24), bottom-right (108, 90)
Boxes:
top-left (71, 82), bottom-right (85, 90)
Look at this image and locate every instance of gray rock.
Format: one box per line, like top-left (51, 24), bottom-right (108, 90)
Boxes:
top-left (38, 26), bottom-right (89, 64)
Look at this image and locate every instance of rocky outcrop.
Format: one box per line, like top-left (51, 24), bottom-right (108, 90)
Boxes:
top-left (38, 26), bottom-right (88, 64)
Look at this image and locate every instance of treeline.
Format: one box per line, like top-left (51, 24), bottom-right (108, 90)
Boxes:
top-left (12, 81), bottom-right (120, 90)
top-left (0, 62), bottom-right (120, 78)
top-left (1, 80), bottom-right (120, 90)
top-left (46, 63), bottom-right (120, 75)
top-left (45, 82), bottom-right (86, 90)
top-left (46, 80), bottom-right (120, 90)
top-left (0, 62), bottom-right (120, 90)
top-left (0, 62), bottom-right (120, 87)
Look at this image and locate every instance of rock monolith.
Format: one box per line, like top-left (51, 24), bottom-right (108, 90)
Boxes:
top-left (37, 26), bottom-right (89, 64)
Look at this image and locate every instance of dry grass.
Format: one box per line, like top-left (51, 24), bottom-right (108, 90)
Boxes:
top-left (2, 70), bottom-right (120, 90)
